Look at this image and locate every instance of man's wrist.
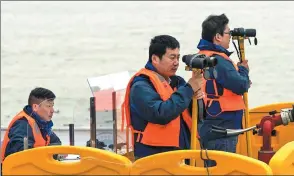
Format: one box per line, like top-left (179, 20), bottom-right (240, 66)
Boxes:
top-left (194, 89), bottom-right (204, 99)
top-left (194, 88), bottom-right (201, 94)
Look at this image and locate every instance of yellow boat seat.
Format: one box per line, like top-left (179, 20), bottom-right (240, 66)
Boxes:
top-left (2, 146), bottom-right (132, 175)
top-left (130, 150), bottom-right (272, 175)
top-left (269, 141), bottom-right (294, 175)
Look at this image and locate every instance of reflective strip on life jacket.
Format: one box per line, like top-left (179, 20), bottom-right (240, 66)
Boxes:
top-left (198, 50), bottom-right (245, 116)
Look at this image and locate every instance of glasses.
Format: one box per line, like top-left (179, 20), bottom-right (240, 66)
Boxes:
top-left (223, 31), bottom-right (232, 35)
top-left (41, 102), bottom-right (54, 108)
top-left (36, 99), bottom-right (55, 108)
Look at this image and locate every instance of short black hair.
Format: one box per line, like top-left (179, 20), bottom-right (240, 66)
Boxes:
top-left (201, 13), bottom-right (229, 42)
top-left (149, 35), bottom-right (180, 61)
top-left (28, 87), bottom-right (56, 106)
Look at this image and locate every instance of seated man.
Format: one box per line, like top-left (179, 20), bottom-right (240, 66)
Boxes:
top-left (1, 87), bottom-right (62, 162)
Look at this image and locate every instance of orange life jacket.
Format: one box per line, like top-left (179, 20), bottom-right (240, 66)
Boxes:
top-left (1, 110), bottom-right (50, 162)
top-left (198, 50), bottom-right (245, 117)
top-left (121, 68), bottom-right (192, 147)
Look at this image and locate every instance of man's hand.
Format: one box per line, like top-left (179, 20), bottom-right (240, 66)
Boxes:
top-left (194, 89), bottom-right (204, 99)
top-left (237, 60), bottom-right (249, 71)
top-left (188, 71), bottom-right (203, 93)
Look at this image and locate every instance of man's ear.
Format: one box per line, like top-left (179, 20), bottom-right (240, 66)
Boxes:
top-left (151, 54), bottom-right (160, 64)
top-left (214, 33), bottom-right (222, 42)
top-left (32, 104), bottom-right (39, 112)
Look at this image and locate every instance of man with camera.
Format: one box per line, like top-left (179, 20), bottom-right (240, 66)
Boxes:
top-left (121, 35), bottom-right (204, 160)
top-left (196, 14), bottom-right (251, 167)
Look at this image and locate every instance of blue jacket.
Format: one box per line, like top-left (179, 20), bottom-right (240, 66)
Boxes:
top-left (130, 61), bottom-right (204, 159)
top-left (4, 105), bottom-right (61, 158)
top-left (197, 39), bottom-right (251, 145)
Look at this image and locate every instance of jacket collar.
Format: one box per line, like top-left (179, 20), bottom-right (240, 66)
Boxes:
top-left (197, 39), bottom-right (233, 57)
top-left (23, 105), bottom-right (53, 135)
top-left (145, 60), bottom-right (171, 84)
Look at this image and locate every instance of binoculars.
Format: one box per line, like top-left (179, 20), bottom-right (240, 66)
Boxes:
top-left (182, 54), bottom-right (217, 70)
top-left (230, 28), bottom-right (256, 37)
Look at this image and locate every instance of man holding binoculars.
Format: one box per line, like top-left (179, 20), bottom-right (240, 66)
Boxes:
top-left (122, 14), bottom-right (251, 162)
top-left (196, 13), bottom-right (252, 167)
top-left (122, 35), bottom-right (204, 160)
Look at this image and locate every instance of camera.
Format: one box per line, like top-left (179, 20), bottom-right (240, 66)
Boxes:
top-left (230, 28), bottom-right (256, 37)
top-left (182, 54), bottom-right (217, 69)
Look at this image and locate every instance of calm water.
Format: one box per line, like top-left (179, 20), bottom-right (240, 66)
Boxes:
top-left (1, 1), bottom-right (294, 132)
